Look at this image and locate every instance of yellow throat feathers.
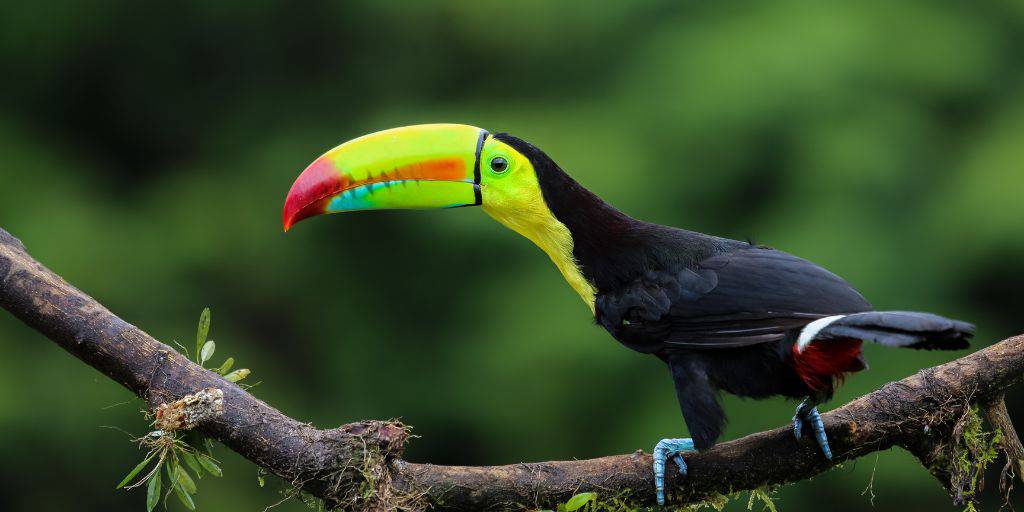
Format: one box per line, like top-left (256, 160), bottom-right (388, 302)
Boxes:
top-left (482, 195), bottom-right (597, 314)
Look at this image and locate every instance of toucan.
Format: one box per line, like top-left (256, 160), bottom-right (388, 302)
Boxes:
top-left (282, 124), bottom-right (974, 505)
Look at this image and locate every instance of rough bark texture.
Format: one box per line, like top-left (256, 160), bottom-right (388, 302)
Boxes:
top-left (1, 226), bottom-right (1021, 511)
top-left (0, 228), bottom-right (409, 510)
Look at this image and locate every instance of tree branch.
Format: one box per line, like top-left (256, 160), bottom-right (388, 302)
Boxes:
top-left (1, 226), bottom-right (1021, 511)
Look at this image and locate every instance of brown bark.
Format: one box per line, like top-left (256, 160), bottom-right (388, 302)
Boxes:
top-left (1, 226), bottom-right (1021, 511)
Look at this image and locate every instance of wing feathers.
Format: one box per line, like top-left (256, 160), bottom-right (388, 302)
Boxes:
top-left (596, 247), bottom-right (873, 352)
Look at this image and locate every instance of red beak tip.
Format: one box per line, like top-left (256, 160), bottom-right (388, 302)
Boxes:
top-left (282, 157), bottom-right (345, 233)
top-left (282, 211), bottom-right (294, 232)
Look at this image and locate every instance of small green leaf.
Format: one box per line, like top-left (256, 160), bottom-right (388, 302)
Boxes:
top-left (174, 462), bottom-right (197, 494)
top-left (196, 453), bottom-right (223, 477)
top-left (200, 340), bottom-right (216, 366)
top-left (204, 437), bottom-right (215, 455)
top-left (173, 479), bottom-right (196, 511)
top-left (116, 451), bottom-right (156, 489)
top-left (215, 357), bottom-right (234, 375)
top-left (196, 308), bottom-right (211, 360)
top-left (224, 368), bottom-right (250, 382)
top-left (257, 468), bottom-right (266, 488)
top-left (181, 452), bottom-right (204, 480)
top-left (564, 492), bottom-right (596, 511)
top-left (146, 467), bottom-right (162, 512)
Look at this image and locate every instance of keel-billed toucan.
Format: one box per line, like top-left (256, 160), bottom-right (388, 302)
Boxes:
top-left (283, 124), bottom-right (974, 505)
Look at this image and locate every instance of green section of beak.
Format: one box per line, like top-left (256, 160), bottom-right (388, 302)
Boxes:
top-left (283, 124), bottom-right (487, 230)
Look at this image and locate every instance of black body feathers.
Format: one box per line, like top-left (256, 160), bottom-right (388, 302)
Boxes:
top-left (496, 132), bottom-right (975, 450)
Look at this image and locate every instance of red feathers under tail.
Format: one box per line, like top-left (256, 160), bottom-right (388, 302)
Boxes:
top-left (791, 338), bottom-right (866, 391)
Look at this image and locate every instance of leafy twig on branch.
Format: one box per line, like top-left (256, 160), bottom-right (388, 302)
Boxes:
top-left (0, 226), bottom-right (1021, 511)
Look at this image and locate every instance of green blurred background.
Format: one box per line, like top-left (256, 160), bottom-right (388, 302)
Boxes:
top-left (1, 1), bottom-right (1022, 510)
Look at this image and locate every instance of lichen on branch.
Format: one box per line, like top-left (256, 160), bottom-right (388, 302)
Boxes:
top-left (153, 388), bottom-right (225, 432)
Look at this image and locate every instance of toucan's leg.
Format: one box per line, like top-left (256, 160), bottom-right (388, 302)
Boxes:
top-left (655, 356), bottom-right (724, 505)
top-left (793, 398), bottom-right (832, 460)
top-left (653, 438), bottom-right (694, 506)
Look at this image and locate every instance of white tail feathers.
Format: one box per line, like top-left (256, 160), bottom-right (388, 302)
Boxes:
top-left (795, 311), bottom-right (973, 352)
top-left (795, 315), bottom-right (846, 353)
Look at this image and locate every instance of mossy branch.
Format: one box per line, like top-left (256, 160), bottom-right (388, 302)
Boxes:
top-left (1, 226), bottom-right (1022, 511)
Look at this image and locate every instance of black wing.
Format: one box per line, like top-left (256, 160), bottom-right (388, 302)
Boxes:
top-left (594, 247), bottom-right (873, 353)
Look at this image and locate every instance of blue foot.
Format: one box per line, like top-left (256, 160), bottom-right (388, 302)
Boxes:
top-left (653, 438), bottom-right (694, 505)
top-left (793, 400), bottom-right (832, 460)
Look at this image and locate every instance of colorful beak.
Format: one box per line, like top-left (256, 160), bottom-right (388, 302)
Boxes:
top-left (283, 123), bottom-right (488, 231)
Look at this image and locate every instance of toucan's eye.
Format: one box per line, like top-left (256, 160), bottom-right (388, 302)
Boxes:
top-left (489, 156), bottom-right (509, 173)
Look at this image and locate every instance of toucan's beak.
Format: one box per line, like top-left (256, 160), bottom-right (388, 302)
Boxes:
top-left (283, 123), bottom-right (488, 231)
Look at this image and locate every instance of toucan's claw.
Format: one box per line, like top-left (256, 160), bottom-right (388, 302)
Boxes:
top-left (653, 437), bottom-right (694, 506)
top-left (672, 453), bottom-right (687, 472)
top-left (793, 400), bottom-right (832, 460)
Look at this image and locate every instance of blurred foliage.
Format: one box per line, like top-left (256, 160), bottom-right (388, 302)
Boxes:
top-left (1, 1), bottom-right (1022, 510)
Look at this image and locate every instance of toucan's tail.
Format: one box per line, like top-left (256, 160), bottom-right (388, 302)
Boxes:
top-left (797, 311), bottom-right (974, 352)
top-left (791, 311), bottom-right (974, 391)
